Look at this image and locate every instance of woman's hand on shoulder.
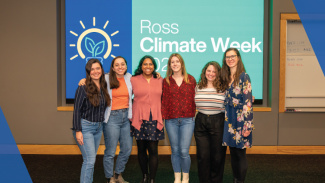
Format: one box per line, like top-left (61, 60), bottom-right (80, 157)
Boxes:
top-left (78, 78), bottom-right (86, 86)
top-left (156, 72), bottom-right (161, 79)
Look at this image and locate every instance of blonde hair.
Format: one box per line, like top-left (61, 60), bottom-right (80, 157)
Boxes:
top-left (165, 53), bottom-right (190, 85)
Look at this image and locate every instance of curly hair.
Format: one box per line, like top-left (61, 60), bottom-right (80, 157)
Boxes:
top-left (197, 61), bottom-right (224, 92)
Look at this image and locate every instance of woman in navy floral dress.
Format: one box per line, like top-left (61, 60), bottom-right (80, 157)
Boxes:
top-left (221, 48), bottom-right (254, 183)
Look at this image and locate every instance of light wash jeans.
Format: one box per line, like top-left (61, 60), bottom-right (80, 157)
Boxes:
top-left (165, 117), bottom-right (195, 173)
top-left (73, 119), bottom-right (103, 183)
top-left (103, 108), bottom-right (133, 178)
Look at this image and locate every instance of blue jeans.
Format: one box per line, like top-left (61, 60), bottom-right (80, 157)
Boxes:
top-left (165, 117), bottom-right (195, 173)
top-left (103, 108), bottom-right (133, 178)
top-left (73, 119), bottom-right (103, 183)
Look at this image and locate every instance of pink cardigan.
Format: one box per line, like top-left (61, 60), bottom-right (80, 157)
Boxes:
top-left (131, 75), bottom-right (163, 131)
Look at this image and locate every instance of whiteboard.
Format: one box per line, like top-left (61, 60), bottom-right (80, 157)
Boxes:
top-left (287, 20), bottom-right (314, 56)
top-left (285, 21), bottom-right (325, 109)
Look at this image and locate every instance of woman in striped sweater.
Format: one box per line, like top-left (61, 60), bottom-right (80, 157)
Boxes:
top-left (194, 61), bottom-right (227, 183)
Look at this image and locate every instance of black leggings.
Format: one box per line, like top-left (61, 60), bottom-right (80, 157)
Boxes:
top-left (229, 147), bottom-right (248, 181)
top-left (137, 140), bottom-right (159, 179)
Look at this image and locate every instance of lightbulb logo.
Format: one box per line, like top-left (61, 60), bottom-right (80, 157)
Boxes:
top-left (69, 17), bottom-right (120, 63)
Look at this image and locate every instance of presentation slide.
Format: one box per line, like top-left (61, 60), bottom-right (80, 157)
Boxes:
top-left (65, 0), bottom-right (264, 100)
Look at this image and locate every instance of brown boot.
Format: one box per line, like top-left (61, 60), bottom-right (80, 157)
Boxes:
top-left (115, 173), bottom-right (129, 183)
top-left (108, 177), bottom-right (116, 183)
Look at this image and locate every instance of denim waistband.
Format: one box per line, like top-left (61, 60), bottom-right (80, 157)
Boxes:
top-left (111, 108), bottom-right (128, 112)
top-left (81, 118), bottom-right (103, 123)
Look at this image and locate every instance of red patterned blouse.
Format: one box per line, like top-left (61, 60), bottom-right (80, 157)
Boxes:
top-left (162, 74), bottom-right (197, 119)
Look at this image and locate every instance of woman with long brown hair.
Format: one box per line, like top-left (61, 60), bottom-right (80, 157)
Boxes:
top-left (162, 53), bottom-right (196, 183)
top-left (78, 56), bottom-right (133, 183)
top-left (72, 59), bottom-right (111, 183)
top-left (221, 48), bottom-right (254, 183)
top-left (194, 61), bottom-right (227, 183)
top-left (103, 56), bottom-right (133, 183)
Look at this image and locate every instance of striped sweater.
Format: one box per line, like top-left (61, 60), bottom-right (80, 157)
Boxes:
top-left (195, 87), bottom-right (225, 115)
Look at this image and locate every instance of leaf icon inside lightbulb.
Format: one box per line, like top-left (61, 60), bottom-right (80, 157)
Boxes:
top-left (85, 37), bottom-right (105, 57)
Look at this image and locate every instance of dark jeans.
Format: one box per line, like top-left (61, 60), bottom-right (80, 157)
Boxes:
top-left (194, 112), bottom-right (226, 183)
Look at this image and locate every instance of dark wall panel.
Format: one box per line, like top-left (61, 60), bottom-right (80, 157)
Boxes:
top-left (0, 0), bottom-right (75, 144)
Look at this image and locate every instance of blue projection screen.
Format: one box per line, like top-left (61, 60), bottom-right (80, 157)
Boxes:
top-left (65, 0), bottom-right (264, 101)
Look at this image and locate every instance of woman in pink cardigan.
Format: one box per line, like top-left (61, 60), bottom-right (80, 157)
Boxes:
top-left (130, 55), bottom-right (164, 183)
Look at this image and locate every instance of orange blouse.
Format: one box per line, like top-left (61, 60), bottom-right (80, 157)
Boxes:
top-left (111, 77), bottom-right (129, 110)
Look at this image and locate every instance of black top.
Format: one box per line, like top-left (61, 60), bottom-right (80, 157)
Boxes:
top-left (72, 85), bottom-right (106, 131)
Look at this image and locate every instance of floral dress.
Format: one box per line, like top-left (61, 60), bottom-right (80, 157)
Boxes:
top-left (131, 112), bottom-right (165, 141)
top-left (222, 72), bottom-right (254, 149)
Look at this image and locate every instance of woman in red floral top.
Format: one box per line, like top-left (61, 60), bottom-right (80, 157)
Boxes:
top-left (162, 53), bottom-right (196, 183)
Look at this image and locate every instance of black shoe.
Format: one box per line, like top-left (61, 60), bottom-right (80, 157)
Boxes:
top-left (142, 174), bottom-right (149, 183)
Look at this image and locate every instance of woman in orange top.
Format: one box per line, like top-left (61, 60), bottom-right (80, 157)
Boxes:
top-left (79, 56), bottom-right (132, 183)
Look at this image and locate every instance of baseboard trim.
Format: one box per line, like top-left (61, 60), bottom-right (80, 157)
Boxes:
top-left (57, 106), bottom-right (272, 112)
top-left (17, 145), bottom-right (325, 155)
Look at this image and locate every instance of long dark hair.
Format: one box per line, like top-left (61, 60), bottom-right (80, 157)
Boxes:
top-left (109, 56), bottom-right (127, 89)
top-left (221, 48), bottom-right (246, 89)
top-left (133, 55), bottom-right (158, 78)
top-left (198, 61), bottom-right (224, 92)
top-left (85, 59), bottom-right (111, 107)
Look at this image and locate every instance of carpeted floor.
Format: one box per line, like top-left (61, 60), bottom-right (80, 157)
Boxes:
top-left (22, 154), bottom-right (325, 183)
